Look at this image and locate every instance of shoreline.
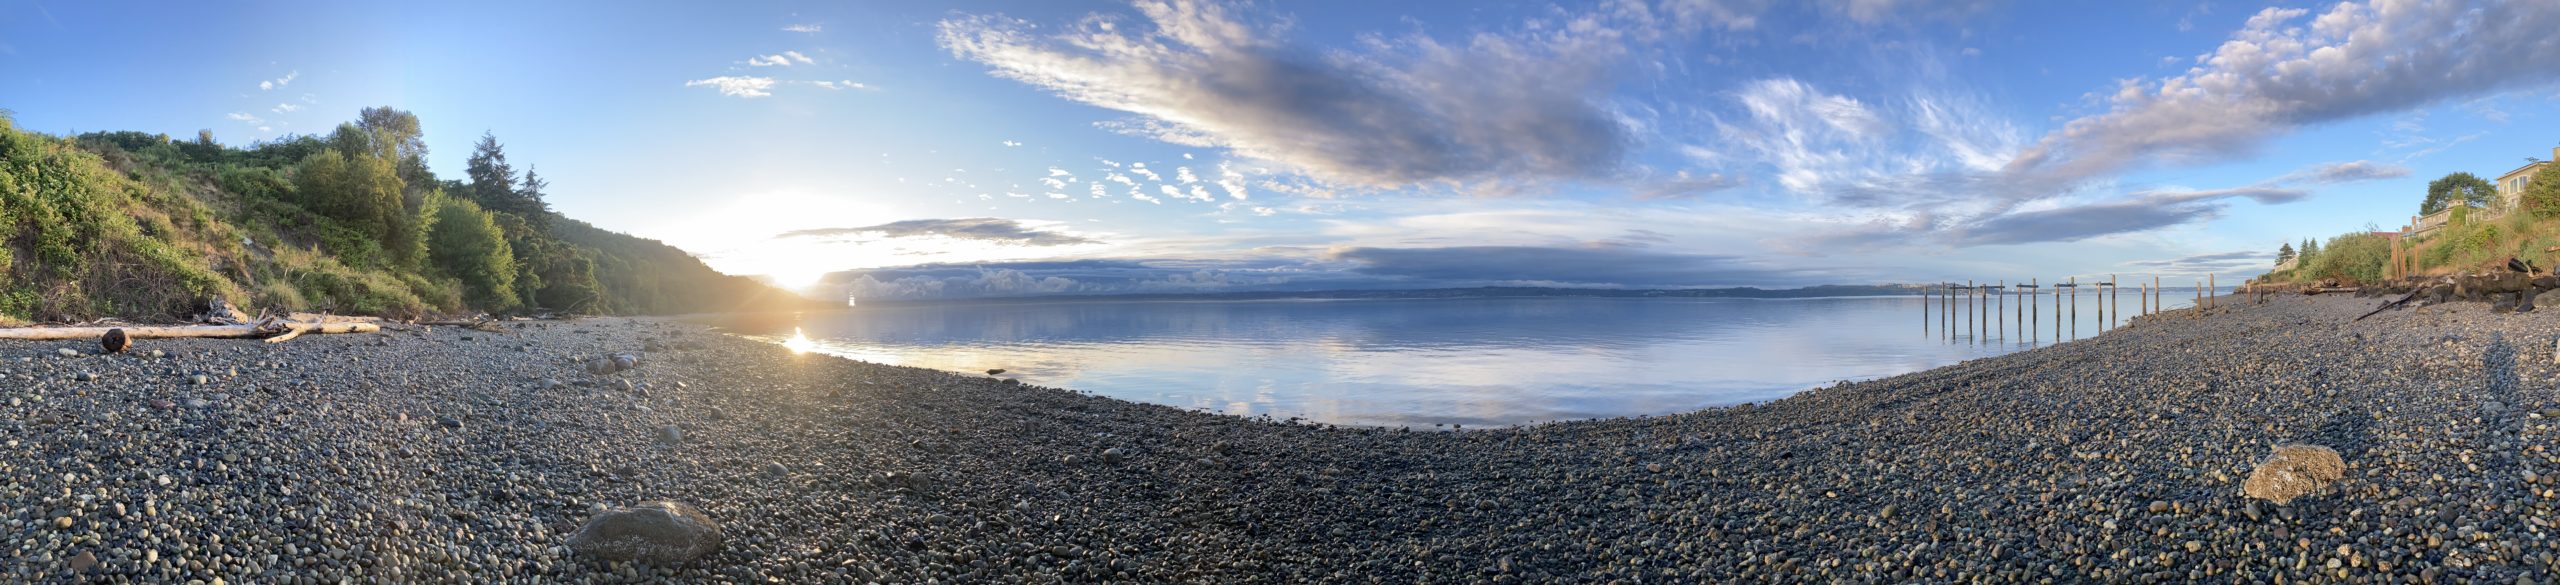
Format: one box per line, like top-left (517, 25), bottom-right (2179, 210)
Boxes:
top-left (6, 293), bottom-right (2558, 582)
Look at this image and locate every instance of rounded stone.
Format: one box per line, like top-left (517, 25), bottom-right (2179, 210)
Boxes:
top-left (566, 501), bottom-right (725, 565)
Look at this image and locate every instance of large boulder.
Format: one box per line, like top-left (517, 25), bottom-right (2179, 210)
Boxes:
top-left (2242, 444), bottom-right (2345, 505)
top-left (567, 501), bottom-right (724, 565)
top-left (2485, 272), bottom-right (2533, 293)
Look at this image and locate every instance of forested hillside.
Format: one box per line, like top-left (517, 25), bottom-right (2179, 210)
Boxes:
top-left (0, 108), bottom-right (806, 323)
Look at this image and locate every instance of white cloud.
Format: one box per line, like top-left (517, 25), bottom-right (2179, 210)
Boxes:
top-left (258, 70), bottom-right (297, 91)
top-left (811, 80), bottom-right (870, 90)
top-left (1712, 77), bottom-right (2019, 207)
top-left (785, 50), bottom-right (814, 64)
top-left (1217, 162), bottom-right (1250, 200)
top-left (1002, 140), bottom-right (1022, 147)
top-left (225, 112), bottom-right (262, 124)
top-left (2007, 0), bottom-right (2560, 190)
top-left (271, 103), bottom-right (301, 114)
top-left (747, 54), bottom-right (794, 67)
top-left (783, 23), bottom-right (822, 33)
top-left (938, 0), bottom-right (1642, 190)
top-left (685, 76), bottom-right (777, 98)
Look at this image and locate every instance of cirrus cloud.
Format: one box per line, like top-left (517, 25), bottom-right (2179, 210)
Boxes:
top-left (776, 218), bottom-right (1102, 247)
top-left (937, 0), bottom-right (1642, 190)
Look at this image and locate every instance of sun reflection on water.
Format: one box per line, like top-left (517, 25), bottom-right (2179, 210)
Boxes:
top-left (782, 327), bottom-right (817, 354)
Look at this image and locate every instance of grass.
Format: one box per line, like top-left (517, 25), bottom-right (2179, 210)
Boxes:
top-left (2287, 206), bottom-right (2560, 286)
top-left (0, 115), bottom-right (437, 322)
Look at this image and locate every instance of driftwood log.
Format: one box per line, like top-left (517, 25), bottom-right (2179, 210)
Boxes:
top-left (0, 317), bottom-right (379, 344)
top-left (2355, 288), bottom-right (2428, 322)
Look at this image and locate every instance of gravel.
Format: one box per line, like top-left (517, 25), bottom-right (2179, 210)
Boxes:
top-left (5, 295), bottom-right (2560, 582)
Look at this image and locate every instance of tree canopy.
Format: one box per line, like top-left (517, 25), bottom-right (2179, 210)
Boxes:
top-left (2421, 172), bottom-right (2497, 215)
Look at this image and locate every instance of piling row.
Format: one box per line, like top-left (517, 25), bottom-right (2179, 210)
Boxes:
top-left (1920, 274), bottom-right (2224, 345)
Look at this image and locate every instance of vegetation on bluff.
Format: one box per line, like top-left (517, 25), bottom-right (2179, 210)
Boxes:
top-left (2275, 163), bottom-right (2560, 286)
top-left (0, 108), bottom-right (805, 323)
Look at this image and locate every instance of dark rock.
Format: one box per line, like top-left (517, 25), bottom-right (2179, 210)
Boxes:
top-left (566, 501), bottom-right (724, 565)
top-left (100, 329), bottom-right (129, 354)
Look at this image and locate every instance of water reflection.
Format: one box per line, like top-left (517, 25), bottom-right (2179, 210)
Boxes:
top-left (744, 296), bottom-right (2182, 428)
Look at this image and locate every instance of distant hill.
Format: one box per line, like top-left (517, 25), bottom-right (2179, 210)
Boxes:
top-left (0, 109), bottom-right (807, 323)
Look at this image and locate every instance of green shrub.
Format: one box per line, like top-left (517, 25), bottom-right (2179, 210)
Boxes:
top-left (427, 194), bottom-right (520, 310)
top-left (2305, 232), bottom-right (2392, 284)
top-left (2529, 165), bottom-right (2560, 220)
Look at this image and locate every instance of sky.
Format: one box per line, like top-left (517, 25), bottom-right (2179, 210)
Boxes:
top-left (5, 0), bottom-right (2558, 300)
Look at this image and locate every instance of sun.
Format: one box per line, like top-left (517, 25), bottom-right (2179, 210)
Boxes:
top-left (765, 267), bottom-right (833, 291)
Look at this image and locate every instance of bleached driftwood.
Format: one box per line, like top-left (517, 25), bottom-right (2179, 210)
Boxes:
top-left (0, 317), bottom-right (380, 344)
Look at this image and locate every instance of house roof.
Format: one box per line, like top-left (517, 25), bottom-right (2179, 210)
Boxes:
top-left (2501, 160), bottom-right (2548, 180)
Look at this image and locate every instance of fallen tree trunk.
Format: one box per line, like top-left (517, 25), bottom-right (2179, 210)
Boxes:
top-left (0, 318), bottom-right (380, 343)
top-left (2355, 288), bottom-right (2427, 322)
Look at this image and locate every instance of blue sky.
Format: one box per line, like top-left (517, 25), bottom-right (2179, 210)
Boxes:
top-left (5, 0), bottom-right (2558, 299)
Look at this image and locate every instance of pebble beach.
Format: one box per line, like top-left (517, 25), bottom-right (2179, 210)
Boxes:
top-left (6, 292), bottom-right (2560, 583)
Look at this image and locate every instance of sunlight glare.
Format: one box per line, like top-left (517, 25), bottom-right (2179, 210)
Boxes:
top-left (783, 327), bottom-right (817, 354)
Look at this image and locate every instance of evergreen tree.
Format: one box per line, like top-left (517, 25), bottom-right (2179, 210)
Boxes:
top-left (2277, 242), bottom-right (2295, 266)
top-left (515, 165), bottom-right (555, 228)
top-left (464, 132), bottom-right (518, 212)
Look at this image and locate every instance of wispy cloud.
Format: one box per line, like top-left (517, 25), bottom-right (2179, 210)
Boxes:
top-left (271, 103), bottom-right (302, 114)
top-left (1327, 245), bottom-right (1839, 288)
top-left (938, 0), bottom-right (1645, 190)
top-left (225, 112), bottom-right (263, 124)
top-left (1634, 171), bottom-right (1742, 200)
top-left (685, 76), bottom-right (776, 98)
top-left (782, 23), bottom-right (822, 33)
top-left (1944, 160), bottom-right (2405, 246)
top-left (2004, 1), bottom-right (2560, 190)
top-left (258, 70), bottom-right (298, 91)
top-left (775, 218), bottom-right (1102, 246)
top-left (810, 80), bottom-right (869, 91)
top-left (2123, 250), bottom-right (2274, 275)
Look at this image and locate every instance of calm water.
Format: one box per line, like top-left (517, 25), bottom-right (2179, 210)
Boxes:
top-left (759, 292), bottom-right (2213, 427)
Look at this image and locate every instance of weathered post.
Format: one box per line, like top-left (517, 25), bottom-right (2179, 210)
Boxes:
top-left (2054, 279), bottom-right (2063, 340)
top-left (2111, 274), bottom-right (2120, 327)
top-left (1996, 279), bottom-right (2005, 341)
top-left (2208, 273), bottom-right (2216, 310)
